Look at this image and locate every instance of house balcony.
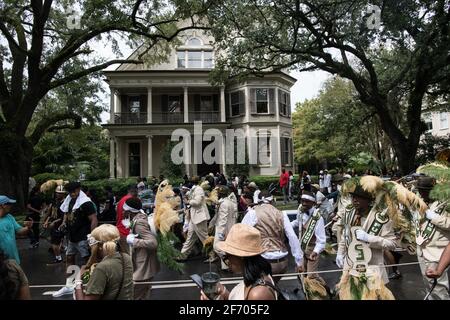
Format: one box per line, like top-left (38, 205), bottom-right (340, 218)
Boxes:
top-left (114, 111), bottom-right (221, 125)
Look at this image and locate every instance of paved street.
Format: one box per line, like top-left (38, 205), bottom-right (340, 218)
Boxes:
top-left (19, 238), bottom-right (433, 300)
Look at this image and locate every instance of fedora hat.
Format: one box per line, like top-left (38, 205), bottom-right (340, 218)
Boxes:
top-left (216, 224), bottom-right (265, 257)
top-left (349, 185), bottom-right (373, 200)
top-left (416, 176), bottom-right (435, 190)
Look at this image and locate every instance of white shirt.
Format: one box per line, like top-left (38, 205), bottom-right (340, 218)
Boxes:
top-left (291, 207), bottom-right (326, 254)
top-left (253, 189), bottom-right (261, 204)
top-left (242, 205), bottom-right (304, 266)
top-left (323, 174), bottom-right (332, 188)
top-left (319, 175), bottom-right (325, 189)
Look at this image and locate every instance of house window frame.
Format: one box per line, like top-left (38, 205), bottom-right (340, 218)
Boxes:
top-left (255, 88), bottom-right (270, 114)
top-left (167, 95), bottom-right (182, 113)
top-left (230, 90), bottom-right (243, 117)
top-left (279, 90), bottom-right (289, 117)
top-left (176, 49), bottom-right (214, 69)
top-left (126, 140), bottom-right (143, 178)
top-left (281, 135), bottom-right (291, 166)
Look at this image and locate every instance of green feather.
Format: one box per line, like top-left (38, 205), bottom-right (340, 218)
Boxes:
top-left (156, 231), bottom-right (184, 273)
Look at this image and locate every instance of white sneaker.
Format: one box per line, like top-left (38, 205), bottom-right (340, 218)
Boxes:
top-left (52, 286), bottom-right (74, 297)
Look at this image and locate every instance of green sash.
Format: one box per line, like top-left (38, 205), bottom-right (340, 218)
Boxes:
top-left (367, 208), bottom-right (389, 236)
top-left (416, 201), bottom-right (448, 245)
top-left (301, 209), bottom-right (321, 250)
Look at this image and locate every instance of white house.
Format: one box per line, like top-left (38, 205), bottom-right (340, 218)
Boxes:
top-left (103, 29), bottom-right (296, 178)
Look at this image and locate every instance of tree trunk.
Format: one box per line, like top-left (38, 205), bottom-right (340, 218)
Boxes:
top-left (0, 129), bottom-right (33, 213)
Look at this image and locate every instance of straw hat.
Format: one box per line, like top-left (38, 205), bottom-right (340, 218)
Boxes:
top-left (216, 224), bottom-right (265, 257)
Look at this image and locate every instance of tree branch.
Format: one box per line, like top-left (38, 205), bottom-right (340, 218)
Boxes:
top-left (47, 59), bottom-right (143, 91)
top-left (29, 111), bottom-right (81, 145)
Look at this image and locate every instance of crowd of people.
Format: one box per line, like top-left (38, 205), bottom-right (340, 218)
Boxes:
top-left (0, 167), bottom-right (449, 300)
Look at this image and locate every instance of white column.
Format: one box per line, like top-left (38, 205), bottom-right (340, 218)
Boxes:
top-left (277, 126), bottom-right (282, 174)
top-left (275, 87), bottom-right (280, 122)
top-left (220, 86), bottom-right (226, 122)
top-left (116, 138), bottom-right (123, 178)
top-left (110, 88), bottom-right (115, 123)
top-left (147, 135), bottom-right (153, 177)
top-left (184, 136), bottom-right (191, 176)
top-left (221, 132), bottom-right (227, 175)
top-left (245, 86), bottom-right (250, 123)
top-left (184, 86), bottom-right (189, 123)
top-left (109, 137), bottom-right (115, 179)
top-left (114, 90), bottom-right (121, 113)
top-left (147, 87), bottom-right (152, 123)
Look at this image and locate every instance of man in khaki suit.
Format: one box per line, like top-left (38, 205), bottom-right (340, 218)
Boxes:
top-left (336, 186), bottom-right (398, 285)
top-left (415, 176), bottom-right (450, 300)
top-left (213, 186), bottom-right (238, 263)
top-left (124, 197), bottom-right (159, 300)
top-left (179, 176), bottom-right (210, 261)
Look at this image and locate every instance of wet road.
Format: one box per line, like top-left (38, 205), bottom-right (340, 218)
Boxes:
top-left (17, 238), bottom-right (434, 300)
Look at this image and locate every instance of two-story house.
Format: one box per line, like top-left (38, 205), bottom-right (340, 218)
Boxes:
top-left (103, 29), bottom-right (296, 178)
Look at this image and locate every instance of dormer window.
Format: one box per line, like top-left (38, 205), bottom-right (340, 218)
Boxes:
top-left (177, 37), bottom-right (214, 69)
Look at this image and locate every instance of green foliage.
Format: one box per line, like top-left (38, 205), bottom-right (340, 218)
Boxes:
top-left (160, 141), bottom-right (185, 179)
top-left (157, 231), bottom-right (184, 273)
top-left (82, 178), bottom-right (137, 200)
top-left (32, 124), bottom-right (109, 181)
top-left (416, 134), bottom-right (450, 166)
top-left (348, 152), bottom-right (379, 175)
top-left (293, 77), bottom-right (394, 173)
top-left (418, 163), bottom-right (450, 203)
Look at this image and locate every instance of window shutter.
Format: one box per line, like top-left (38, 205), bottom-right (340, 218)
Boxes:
top-left (140, 95), bottom-right (147, 114)
top-left (287, 92), bottom-right (291, 118)
top-left (239, 90), bottom-right (245, 116)
top-left (268, 88), bottom-right (275, 114)
top-left (213, 94), bottom-right (219, 112)
top-left (194, 94), bottom-right (201, 112)
top-left (278, 90), bottom-right (283, 116)
top-left (161, 95), bottom-right (168, 112)
top-left (280, 137), bottom-right (285, 165)
top-left (179, 94), bottom-right (184, 112)
top-left (250, 88), bottom-right (257, 114)
top-left (121, 95), bottom-right (127, 113)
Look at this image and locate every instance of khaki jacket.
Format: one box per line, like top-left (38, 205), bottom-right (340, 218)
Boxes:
top-left (338, 206), bottom-right (398, 283)
top-left (131, 213), bottom-right (160, 281)
top-left (214, 194), bottom-right (238, 241)
top-left (187, 185), bottom-right (210, 225)
top-left (416, 201), bottom-right (450, 262)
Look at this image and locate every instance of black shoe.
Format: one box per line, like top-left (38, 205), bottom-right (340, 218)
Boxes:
top-left (46, 258), bottom-right (63, 266)
top-left (388, 271), bottom-right (402, 280)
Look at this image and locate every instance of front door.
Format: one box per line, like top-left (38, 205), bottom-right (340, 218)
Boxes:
top-left (129, 142), bottom-right (141, 177)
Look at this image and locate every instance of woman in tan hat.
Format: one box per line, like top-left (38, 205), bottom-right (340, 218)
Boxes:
top-left (200, 223), bottom-right (276, 300)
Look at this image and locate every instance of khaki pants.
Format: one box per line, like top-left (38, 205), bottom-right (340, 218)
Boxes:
top-left (270, 258), bottom-right (289, 284)
top-left (134, 280), bottom-right (152, 300)
top-left (418, 255), bottom-right (450, 300)
top-left (303, 249), bottom-right (323, 281)
top-left (181, 220), bottom-right (208, 256)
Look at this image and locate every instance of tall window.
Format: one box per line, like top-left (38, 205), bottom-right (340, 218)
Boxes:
top-left (281, 137), bottom-right (291, 166)
top-left (128, 143), bottom-right (141, 177)
top-left (256, 89), bottom-right (269, 113)
top-left (257, 131), bottom-right (271, 165)
top-left (177, 50), bottom-right (214, 68)
top-left (279, 90), bottom-right (289, 116)
top-left (200, 96), bottom-right (213, 111)
top-left (168, 96), bottom-right (181, 113)
top-left (440, 113), bottom-right (449, 130)
top-left (177, 51), bottom-right (186, 68)
top-left (230, 91), bottom-right (243, 116)
top-left (128, 96), bottom-right (140, 113)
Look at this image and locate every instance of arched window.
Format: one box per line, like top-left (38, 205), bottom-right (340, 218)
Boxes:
top-left (186, 37), bottom-right (202, 46)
